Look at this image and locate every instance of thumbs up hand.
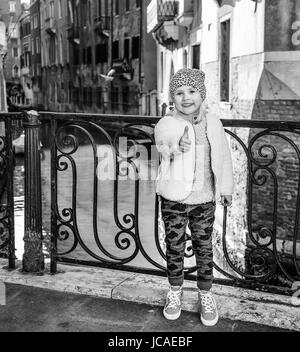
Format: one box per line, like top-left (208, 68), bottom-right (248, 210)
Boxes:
top-left (179, 126), bottom-right (191, 153)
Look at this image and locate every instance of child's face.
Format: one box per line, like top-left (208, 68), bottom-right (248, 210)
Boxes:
top-left (173, 85), bottom-right (202, 116)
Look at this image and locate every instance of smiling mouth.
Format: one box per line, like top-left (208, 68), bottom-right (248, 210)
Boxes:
top-left (182, 103), bottom-right (194, 107)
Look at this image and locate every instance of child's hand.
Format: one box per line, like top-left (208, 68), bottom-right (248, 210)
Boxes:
top-left (179, 126), bottom-right (191, 153)
top-left (220, 195), bottom-right (232, 207)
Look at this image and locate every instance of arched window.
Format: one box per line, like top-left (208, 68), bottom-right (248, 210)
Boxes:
top-left (13, 65), bottom-right (19, 77)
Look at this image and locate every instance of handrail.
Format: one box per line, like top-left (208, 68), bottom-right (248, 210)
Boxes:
top-left (2, 111), bottom-right (300, 129)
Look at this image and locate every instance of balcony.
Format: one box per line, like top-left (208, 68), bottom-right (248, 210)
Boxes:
top-left (152, 21), bottom-right (179, 48)
top-left (67, 26), bottom-right (80, 44)
top-left (175, 0), bottom-right (193, 27)
top-left (45, 17), bottom-right (56, 36)
top-left (147, 0), bottom-right (178, 33)
top-left (104, 58), bottom-right (134, 81)
top-left (94, 16), bottom-right (110, 36)
top-left (216, 0), bottom-right (245, 6)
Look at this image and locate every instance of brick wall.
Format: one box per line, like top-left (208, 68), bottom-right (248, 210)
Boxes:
top-left (202, 57), bottom-right (300, 275)
top-left (250, 100), bottom-right (300, 241)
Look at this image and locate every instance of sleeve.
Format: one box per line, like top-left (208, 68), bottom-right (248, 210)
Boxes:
top-left (154, 118), bottom-right (181, 161)
top-left (220, 126), bottom-right (234, 196)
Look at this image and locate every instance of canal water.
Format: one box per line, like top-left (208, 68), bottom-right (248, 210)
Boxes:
top-left (13, 138), bottom-right (198, 273)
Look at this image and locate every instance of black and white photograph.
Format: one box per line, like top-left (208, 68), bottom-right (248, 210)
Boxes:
top-left (0, 0), bottom-right (300, 339)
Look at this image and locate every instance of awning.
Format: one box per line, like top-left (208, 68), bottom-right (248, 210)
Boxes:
top-left (216, 0), bottom-right (257, 6)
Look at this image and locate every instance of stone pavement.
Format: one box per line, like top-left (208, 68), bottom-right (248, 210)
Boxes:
top-left (0, 259), bottom-right (299, 332)
top-left (0, 283), bottom-right (292, 332)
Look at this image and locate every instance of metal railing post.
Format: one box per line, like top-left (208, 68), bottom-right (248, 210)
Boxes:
top-left (22, 110), bottom-right (44, 273)
top-left (5, 118), bottom-right (16, 269)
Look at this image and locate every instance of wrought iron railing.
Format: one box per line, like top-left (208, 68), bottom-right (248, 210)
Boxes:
top-left (1, 111), bottom-right (300, 296)
top-left (157, 0), bottom-right (178, 21)
top-left (67, 25), bottom-right (80, 41)
top-left (0, 113), bottom-right (23, 268)
top-left (94, 16), bottom-right (111, 32)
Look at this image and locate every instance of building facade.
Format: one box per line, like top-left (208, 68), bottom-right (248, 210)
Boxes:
top-left (0, 0), bottom-right (23, 104)
top-left (148, 0), bottom-right (300, 269)
top-left (29, 0), bottom-right (42, 106)
top-left (37, 0), bottom-right (157, 114)
top-left (19, 3), bottom-right (33, 105)
top-left (39, 0), bottom-right (70, 111)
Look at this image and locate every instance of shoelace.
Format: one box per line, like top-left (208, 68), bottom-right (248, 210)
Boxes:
top-left (200, 293), bottom-right (216, 313)
top-left (166, 289), bottom-right (182, 309)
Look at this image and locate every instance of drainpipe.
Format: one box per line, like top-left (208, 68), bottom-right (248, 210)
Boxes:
top-left (139, 0), bottom-right (143, 85)
top-left (110, 0), bottom-right (113, 68)
top-left (0, 21), bottom-right (7, 123)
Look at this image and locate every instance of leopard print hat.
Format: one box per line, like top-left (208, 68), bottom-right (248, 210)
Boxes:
top-left (169, 68), bottom-right (206, 101)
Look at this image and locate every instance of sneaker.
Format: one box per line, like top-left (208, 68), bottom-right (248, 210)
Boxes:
top-left (163, 286), bottom-right (183, 320)
top-left (198, 290), bottom-right (219, 326)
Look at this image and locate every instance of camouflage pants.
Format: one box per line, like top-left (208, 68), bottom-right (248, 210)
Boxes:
top-left (161, 197), bottom-right (216, 291)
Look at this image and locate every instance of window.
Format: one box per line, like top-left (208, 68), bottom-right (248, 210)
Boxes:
top-left (98, 0), bottom-right (102, 16)
top-left (73, 44), bottom-right (80, 65)
top-left (95, 43), bottom-right (108, 63)
top-left (72, 87), bottom-right (79, 105)
top-left (136, 0), bottom-right (140, 8)
top-left (44, 2), bottom-right (48, 19)
top-left (82, 47), bottom-right (86, 64)
top-left (36, 37), bottom-right (40, 53)
top-left (13, 65), bottom-right (19, 78)
top-left (59, 35), bottom-right (63, 63)
top-left (122, 86), bottom-right (130, 113)
top-left (82, 0), bottom-right (88, 26)
top-left (50, 1), bottom-right (54, 18)
top-left (192, 44), bottom-right (200, 69)
top-left (26, 22), bottom-right (31, 35)
top-left (220, 19), bottom-right (230, 102)
top-left (83, 88), bottom-right (93, 106)
top-left (132, 36), bottom-right (140, 59)
top-left (87, 46), bottom-right (92, 65)
top-left (68, 82), bottom-right (72, 104)
top-left (111, 86), bottom-right (119, 110)
top-left (49, 37), bottom-right (56, 64)
top-left (34, 14), bottom-right (38, 28)
top-left (37, 64), bottom-right (41, 76)
top-left (13, 47), bottom-right (18, 57)
top-left (9, 1), bottom-right (16, 13)
top-left (125, 0), bottom-right (130, 12)
top-left (104, 0), bottom-right (109, 17)
top-left (160, 52), bottom-right (164, 92)
top-left (66, 40), bottom-right (70, 63)
top-left (58, 0), bottom-right (62, 18)
top-left (32, 39), bottom-right (35, 55)
top-left (88, 88), bottom-right (93, 106)
top-left (54, 82), bottom-right (58, 103)
top-left (25, 52), bottom-right (31, 67)
top-left (68, 0), bottom-right (73, 23)
top-left (115, 0), bottom-right (119, 15)
top-left (112, 41), bottom-right (119, 60)
top-left (96, 87), bottom-right (102, 107)
top-left (124, 38), bottom-right (130, 60)
top-left (82, 47), bottom-right (92, 65)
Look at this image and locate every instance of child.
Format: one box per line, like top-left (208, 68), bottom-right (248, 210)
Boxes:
top-left (154, 68), bottom-right (234, 326)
